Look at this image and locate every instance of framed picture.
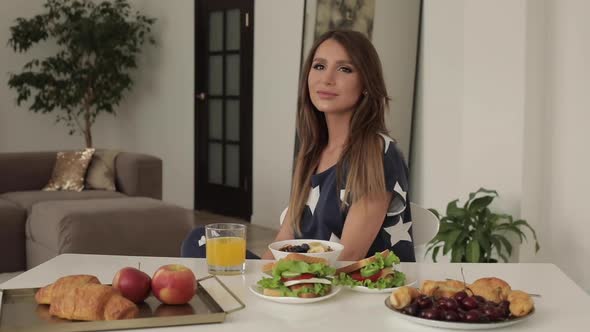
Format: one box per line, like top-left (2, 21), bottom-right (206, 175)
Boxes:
top-left (314, 0), bottom-right (376, 39)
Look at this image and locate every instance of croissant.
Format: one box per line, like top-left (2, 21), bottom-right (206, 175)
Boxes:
top-left (389, 286), bottom-right (421, 309)
top-left (35, 275), bottom-right (100, 304)
top-left (35, 274), bottom-right (138, 321)
top-left (421, 279), bottom-right (466, 298)
top-left (468, 277), bottom-right (512, 303)
top-left (507, 290), bottom-right (534, 317)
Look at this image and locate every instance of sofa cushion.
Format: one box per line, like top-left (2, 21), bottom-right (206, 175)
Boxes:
top-left (43, 149), bottom-right (95, 192)
top-left (26, 198), bottom-right (194, 268)
top-left (0, 190), bottom-right (125, 213)
top-left (85, 149), bottom-right (119, 191)
top-left (0, 198), bottom-right (27, 272)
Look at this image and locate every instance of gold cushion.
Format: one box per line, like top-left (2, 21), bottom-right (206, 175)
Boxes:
top-left (43, 149), bottom-right (95, 192)
top-left (85, 149), bottom-right (119, 191)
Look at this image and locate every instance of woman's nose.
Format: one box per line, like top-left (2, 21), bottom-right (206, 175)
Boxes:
top-left (320, 68), bottom-right (336, 86)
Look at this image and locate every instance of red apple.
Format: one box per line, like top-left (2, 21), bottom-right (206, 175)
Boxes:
top-left (151, 264), bottom-right (196, 305)
top-left (112, 267), bottom-right (152, 303)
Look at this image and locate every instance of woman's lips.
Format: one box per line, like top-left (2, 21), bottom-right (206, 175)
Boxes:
top-left (317, 91), bottom-right (338, 99)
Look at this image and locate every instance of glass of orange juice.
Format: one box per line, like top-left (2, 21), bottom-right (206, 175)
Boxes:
top-left (205, 223), bottom-right (246, 275)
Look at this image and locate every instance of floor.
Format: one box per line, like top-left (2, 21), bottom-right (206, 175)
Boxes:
top-left (0, 211), bottom-right (277, 285)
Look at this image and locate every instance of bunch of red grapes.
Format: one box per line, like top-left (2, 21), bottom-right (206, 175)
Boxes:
top-left (400, 291), bottom-right (512, 323)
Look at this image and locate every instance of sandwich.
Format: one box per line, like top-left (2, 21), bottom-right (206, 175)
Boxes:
top-left (257, 253), bottom-right (336, 298)
top-left (333, 250), bottom-right (406, 289)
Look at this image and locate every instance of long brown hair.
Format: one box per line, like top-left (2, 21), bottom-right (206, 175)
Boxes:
top-left (288, 30), bottom-right (391, 235)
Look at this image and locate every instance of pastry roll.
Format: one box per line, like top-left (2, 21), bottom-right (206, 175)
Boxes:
top-left (35, 274), bottom-right (138, 321)
top-left (50, 283), bottom-right (138, 321)
top-left (469, 277), bottom-right (512, 303)
top-left (389, 286), bottom-right (421, 309)
top-left (35, 274), bottom-right (100, 304)
top-left (507, 290), bottom-right (534, 317)
top-left (421, 279), bottom-right (465, 298)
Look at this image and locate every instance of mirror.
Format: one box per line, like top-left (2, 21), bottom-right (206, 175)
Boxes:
top-left (301, 0), bottom-right (422, 161)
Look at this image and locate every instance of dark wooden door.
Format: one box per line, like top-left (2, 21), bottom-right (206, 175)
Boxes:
top-left (195, 0), bottom-right (253, 220)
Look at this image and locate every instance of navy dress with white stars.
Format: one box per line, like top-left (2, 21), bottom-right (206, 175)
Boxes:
top-left (296, 134), bottom-right (416, 262)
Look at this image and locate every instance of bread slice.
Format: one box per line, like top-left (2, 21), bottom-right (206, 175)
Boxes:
top-left (262, 288), bottom-right (283, 297)
top-left (335, 250), bottom-right (390, 274)
top-left (261, 253), bottom-right (329, 274)
top-left (262, 262), bottom-right (275, 275)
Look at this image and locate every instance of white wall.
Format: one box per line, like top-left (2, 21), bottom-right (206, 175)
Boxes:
top-left (413, 0), bottom-right (590, 290)
top-left (250, 0), bottom-right (304, 229)
top-left (542, 0), bottom-right (590, 290)
top-left (373, 0), bottom-right (421, 160)
top-left (119, 0), bottom-right (195, 208)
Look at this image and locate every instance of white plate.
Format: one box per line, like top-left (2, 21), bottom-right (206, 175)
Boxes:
top-left (249, 285), bottom-right (342, 304)
top-left (349, 279), bottom-right (417, 294)
top-left (384, 297), bottom-right (535, 330)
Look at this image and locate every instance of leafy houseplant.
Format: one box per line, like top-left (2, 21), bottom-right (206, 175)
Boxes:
top-left (7, 0), bottom-right (156, 148)
top-left (425, 188), bottom-right (540, 263)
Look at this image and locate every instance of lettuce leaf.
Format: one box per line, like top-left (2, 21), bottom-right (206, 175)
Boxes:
top-left (270, 259), bottom-right (336, 279)
top-left (359, 251), bottom-right (401, 276)
top-left (333, 271), bottom-right (406, 289)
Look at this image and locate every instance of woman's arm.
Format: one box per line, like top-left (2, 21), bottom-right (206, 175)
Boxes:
top-left (338, 192), bottom-right (393, 261)
top-left (260, 215), bottom-right (295, 260)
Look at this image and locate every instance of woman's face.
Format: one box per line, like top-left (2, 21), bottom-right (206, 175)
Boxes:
top-left (307, 39), bottom-right (363, 114)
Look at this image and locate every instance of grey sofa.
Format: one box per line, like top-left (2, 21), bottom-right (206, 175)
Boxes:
top-left (0, 151), bottom-right (192, 273)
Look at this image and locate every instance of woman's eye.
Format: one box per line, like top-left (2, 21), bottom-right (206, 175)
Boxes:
top-left (312, 63), bottom-right (325, 70)
top-left (338, 66), bottom-right (353, 73)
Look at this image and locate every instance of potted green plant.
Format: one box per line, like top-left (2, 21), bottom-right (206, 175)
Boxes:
top-left (7, 0), bottom-right (156, 148)
top-left (425, 188), bottom-right (540, 263)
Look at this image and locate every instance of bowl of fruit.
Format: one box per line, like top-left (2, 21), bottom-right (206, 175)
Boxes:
top-left (268, 239), bottom-right (344, 265)
top-left (385, 278), bottom-right (535, 329)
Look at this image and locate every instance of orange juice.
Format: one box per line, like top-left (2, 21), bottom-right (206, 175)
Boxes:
top-left (206, 237), bottom-right (246, 266)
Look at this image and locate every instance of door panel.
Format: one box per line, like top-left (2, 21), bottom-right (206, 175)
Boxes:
top-left (195, 0), bottom-right (253, 220)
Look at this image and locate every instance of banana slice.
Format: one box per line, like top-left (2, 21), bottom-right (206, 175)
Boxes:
top-left (308, 242), bottom-right (326, 253)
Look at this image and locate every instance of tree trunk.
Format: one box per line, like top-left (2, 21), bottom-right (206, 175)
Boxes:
top-left (84, 108), bottom-right (93, 148)
top-left (83, 86), bottom-right (94, 148)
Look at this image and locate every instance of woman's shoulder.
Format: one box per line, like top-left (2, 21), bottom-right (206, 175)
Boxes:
top-left (376, 133), bottom-right (405, 160)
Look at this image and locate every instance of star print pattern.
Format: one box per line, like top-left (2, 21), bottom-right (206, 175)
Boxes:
top-left (329, 233), bottom-right (341, 243)
top-left (307, 185), bottom-right (320, 215)
top-left (298, 134), bottom-right (416, 262)
top-left (384, 217), bottom-right (413, 246)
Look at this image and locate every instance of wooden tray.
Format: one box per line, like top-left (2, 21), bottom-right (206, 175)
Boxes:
top-left (0, 275), bottom-right (245, 332)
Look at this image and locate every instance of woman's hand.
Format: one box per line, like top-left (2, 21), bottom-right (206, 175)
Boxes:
top-left (338, 192), bottom-right (393, 261)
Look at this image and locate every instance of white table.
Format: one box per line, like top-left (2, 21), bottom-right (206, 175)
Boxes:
top-left (1, 254), bottom-right (589, 331)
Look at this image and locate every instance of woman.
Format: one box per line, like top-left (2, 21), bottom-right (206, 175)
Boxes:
top-left (262, 30), bottom-right (415, 262)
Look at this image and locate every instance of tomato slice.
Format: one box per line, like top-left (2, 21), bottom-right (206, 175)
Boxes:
top-left (281, 273), bottom-right (315, 282)
top-left (350, 270), bottom-right (382, 282)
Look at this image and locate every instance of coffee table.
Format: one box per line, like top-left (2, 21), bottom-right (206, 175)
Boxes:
top-left (1, 254), bottom-right (588, 331)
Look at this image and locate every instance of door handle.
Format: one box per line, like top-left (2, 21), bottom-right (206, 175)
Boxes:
top-left (196, 92), bottom-right (207, 101)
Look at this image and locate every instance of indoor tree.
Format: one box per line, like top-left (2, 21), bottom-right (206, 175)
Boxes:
top-left (7, 0), bottom-right (156, 147)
